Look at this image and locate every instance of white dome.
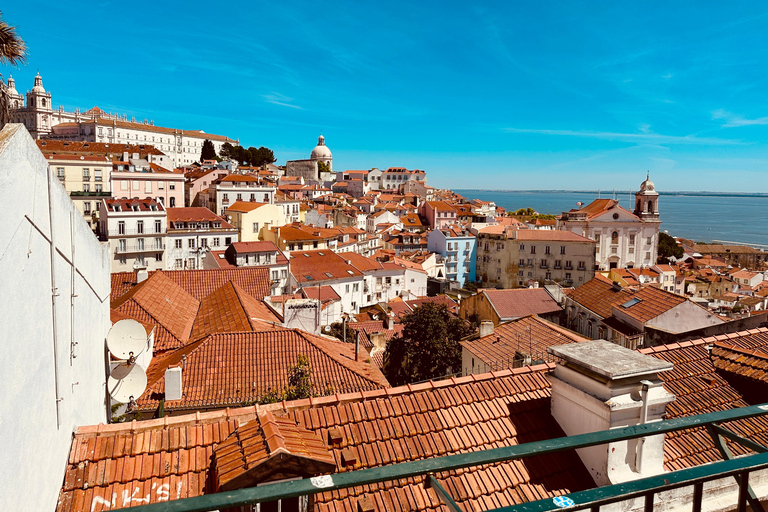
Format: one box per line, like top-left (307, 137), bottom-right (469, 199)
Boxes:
top-left (32, 72), bottom-right (45, 94)
top-left (638, 173), bottom-right (658, 195)
top-left (7, 75), bottom-right (18, 96)
top-left (310, 134), bottom-right (332, 160)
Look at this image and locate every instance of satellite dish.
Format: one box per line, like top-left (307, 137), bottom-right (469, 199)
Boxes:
top-left (107, 319), bottom-right (148, 360)
top-left (324, 325), bottom-right (331, 332)
top-left (108, 363), bottom-right (147, 403)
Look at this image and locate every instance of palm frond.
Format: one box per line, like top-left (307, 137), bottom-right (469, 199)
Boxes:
top-left (0, 12), bottom-right (27, 66)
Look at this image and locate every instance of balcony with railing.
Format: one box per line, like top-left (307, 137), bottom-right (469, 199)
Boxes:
top-left (115, 243), bottom-right (166, 254)
top-left (108, 227), bottom-right (166, 237)
top-left (123, 404), bottom-right (768, 512)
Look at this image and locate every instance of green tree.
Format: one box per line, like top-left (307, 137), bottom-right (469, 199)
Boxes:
top-left (383, 303), bottom-right (474, 386)
top-left (0, 12), bottom-right (27, 128)
top-left (219, 142), bottom-right (235, 160)
top-left (317, 160), bottom-right (331, 174)
top-left (657, 232), bottom-right (684, 263)
top-left (248, 146), bottom-right (276, 167)
top-left (200, 139), bottom-right (217, 162)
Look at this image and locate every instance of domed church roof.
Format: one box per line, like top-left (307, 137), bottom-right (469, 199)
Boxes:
top-left (310, 134), bottom-right (332, 160)
top-left (637, 172), bottom-right (658, 195)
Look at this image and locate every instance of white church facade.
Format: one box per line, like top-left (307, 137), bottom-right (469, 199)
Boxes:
top-left (7, 73), bottom-right (237, 168)
top-left (557, 175), bottom-right (662, 270)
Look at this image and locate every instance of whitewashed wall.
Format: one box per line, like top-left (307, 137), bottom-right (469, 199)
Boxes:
top-left (0, 125), bottom-right (111, 511)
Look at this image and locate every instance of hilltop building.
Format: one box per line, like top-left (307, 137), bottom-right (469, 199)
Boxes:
top-left (558, 175), bottom-right (662, 270)
top-left (8, 73), bottom-right (237, 167)
top-left (285, 134), bottom-right (334, 183)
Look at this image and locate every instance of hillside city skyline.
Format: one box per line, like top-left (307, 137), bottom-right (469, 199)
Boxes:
top-left (3, 2), bottom-right (768, 192)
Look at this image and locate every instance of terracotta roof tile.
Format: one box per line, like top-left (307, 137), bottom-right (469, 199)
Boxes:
top-left (111, 267), bottom-right (272, 302)
top-left (566, 278), bottom-right (633, 319)
top-left (461, 315), bottom-right (589, 369)
top-left (481, 289), bottom-right (562, 319)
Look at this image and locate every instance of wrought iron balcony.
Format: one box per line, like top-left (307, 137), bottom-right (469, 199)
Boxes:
top-left (115, 243), bottom-right (166, 254)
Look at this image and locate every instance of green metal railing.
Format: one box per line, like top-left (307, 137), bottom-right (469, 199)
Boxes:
top-left (126, 403), bottom-right (768, 512)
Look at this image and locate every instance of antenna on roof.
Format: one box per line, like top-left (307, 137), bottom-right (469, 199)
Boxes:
top-left (106, 319), bottom-right (149, 405)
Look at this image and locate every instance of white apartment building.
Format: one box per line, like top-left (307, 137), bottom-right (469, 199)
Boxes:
top-left (205, 241), bottom-right (290, 295)
top-left (9, 73), bottom-right (237, 167)
top-left (166, 207), bottom-right (238, 270)
top-left (43, 153), bottom-right (111, 230)
top-left (98, 198), bottom-right (167, 272)
top-left (201, 174), bottom-right (276, 216)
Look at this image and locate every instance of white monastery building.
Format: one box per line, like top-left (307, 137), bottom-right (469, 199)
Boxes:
top-left (8, 73), bottom-right (237, 167)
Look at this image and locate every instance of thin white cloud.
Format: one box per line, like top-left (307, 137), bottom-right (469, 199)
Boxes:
top-left (712, 109), bottom-right (768, 127)
top-left (662, 72), bottom-right (673, 79)
top-left (262, 93), bottom-right (304, 110)
top-left (503, 127), bottom-right (742, 146)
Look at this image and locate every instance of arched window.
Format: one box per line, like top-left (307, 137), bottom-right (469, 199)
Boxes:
top-left (647, 200), bottom-right (654, 213)
top-left (611, 231), bottom-right (619, 244)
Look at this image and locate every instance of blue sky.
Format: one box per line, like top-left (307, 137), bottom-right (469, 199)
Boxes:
top-left (4, 2), bottom-right (768, 192)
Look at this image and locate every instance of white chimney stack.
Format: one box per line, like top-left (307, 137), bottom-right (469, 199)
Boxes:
top-left (165, 366), bottom-right (183, 401)
top-left (478, 321), bottom-right (494, 338)
top-left (547, 340), bottom-right (674, 486)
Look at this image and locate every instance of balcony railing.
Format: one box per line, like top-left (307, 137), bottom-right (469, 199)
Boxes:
top-left (70, 191), bottom-right (110, 197)
top-left (115, 243), bottom-right (166, 254)
top-left (108, 228), bottom-right (166, 236)
top-left (125, 404), bottom-right (768, 512)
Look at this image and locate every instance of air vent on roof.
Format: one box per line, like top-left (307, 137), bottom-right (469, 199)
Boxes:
top-left (327, 428), bottom-right (343, 445)
top-left (341, 449), bottom-right (357, 467)
top-left (318, 252), bottom-right (325, 256)
top-left (303, 253), bottom-right (310, 257)
top-left (357, 497), bottom-right (375, 512)
top-left (621, 298), bottom-right (642, 308)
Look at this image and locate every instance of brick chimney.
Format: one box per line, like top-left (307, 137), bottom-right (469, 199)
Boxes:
top-left (547, 340), bottom-right (674, 486)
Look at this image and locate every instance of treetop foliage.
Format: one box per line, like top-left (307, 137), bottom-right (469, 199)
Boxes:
top-left (383, 303), bottom-right (474, 386)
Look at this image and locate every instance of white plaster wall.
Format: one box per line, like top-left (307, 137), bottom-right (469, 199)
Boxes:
top-left (0, 125), bottom-right (110, 512)
top-left (647, 301), bottom-right (724, 333)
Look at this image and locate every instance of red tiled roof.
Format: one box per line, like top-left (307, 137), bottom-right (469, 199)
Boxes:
top-left (104, 197), bottom-right (165, 212)
top-left (711, 341), bottom-right (768, 382)
top-left (36, 139), bottom-right (166, 157)
top-left (615, 285), bottom-right (687, 323)
top-left (290, 250), bottom-right (363, 284)
top-left (482, 288), bottom-right (562, 319)
top-left (213, 410), bottom-right (336, 491)
top-left (405, 295), bottom-right (459, 314)
top-left (461, 315), bottom-right (588, 368)
top-left (58, 365), bottom-right (593, 512)
top-left (640, 328), bottom-right (768, 471)
top-left (111, 272), bottom-right (200, 351)
top-left (190, 281), bottom-right (281, 340)
top-left (230, 241), bottom-right (281, 253)
top-left (566, 278), bottom-right (633, 319)
top-left (137, 329), bottom-right (390, 411)
top-left (166, 207), bottom-right (232, 228)
top-left (111, 268), bottom-right (272, 302)
top-left (58, 117), bottom-right (236, 142)
top-left (225, 200), bottom-right (269, 213)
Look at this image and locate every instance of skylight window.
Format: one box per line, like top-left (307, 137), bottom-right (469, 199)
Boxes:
top-left (347, 270), bottom-right (354, 275)
top-left (621, 298), bottom-right (642, 308)
top-left (305, 275), bottom-right (314, 281)
top-left (325, 272), bottom-right (333, 278)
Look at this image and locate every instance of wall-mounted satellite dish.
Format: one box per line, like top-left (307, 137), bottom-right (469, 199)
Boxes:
top-left (324, 325), bottom-right (331, 332)
top-left (107, 319), bottom-right (148, 360)
top-left (107, 363), bottom-right (147, 404)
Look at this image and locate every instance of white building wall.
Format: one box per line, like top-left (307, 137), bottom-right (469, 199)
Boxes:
top-left (0, 125), bottom-right (110, 512)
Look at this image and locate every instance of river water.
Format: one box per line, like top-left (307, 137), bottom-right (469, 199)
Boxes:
top-left (454, 190), bottom-right (768, 247)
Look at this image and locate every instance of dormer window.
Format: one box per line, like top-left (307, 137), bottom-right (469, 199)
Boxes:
top-left (132, 205), bottom-right (139, 212)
